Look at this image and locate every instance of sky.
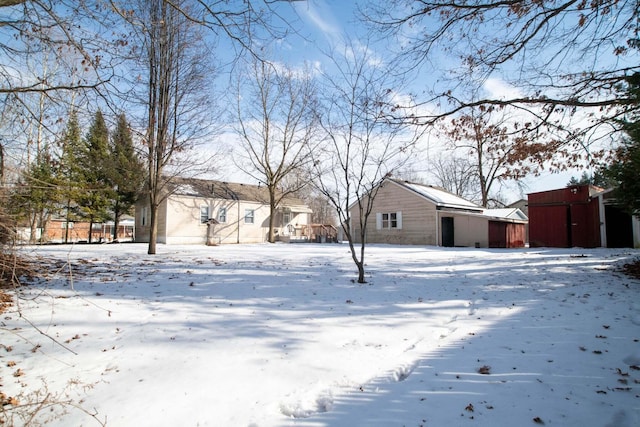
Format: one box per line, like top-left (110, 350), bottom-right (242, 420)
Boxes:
top-left (214, 0), bottom-right (588, 203)
top-left (0, 0), bottom-right (587, 203)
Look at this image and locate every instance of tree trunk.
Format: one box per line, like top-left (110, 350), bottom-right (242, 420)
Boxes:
top-left (88, 219), bottom-right (94, 243)
top-left (268, 187), bottom-right (277, 243)
top-left (28, 213), bottom-right (37, 244)
top-left (356, 261), bottom-right (366, 284)
top-left (112, 201), bottom-right (120, 242)
top-left (148, 199), bottom-right (158, 254)
top-left (64, 200), bottom-right (71, 243)
top-left (345, 233), bottom-right (368, 284)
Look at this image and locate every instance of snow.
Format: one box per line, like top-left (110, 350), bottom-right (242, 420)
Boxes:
top-left (400, 181), bottom-right (482, 210)
top-left (3, 243), bottom-right (640, 426)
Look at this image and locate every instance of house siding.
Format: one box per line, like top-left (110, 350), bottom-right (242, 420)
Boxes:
top-left (159, 196), bottom-right (273, 245)
top-left (449, 213), bottom-right (487, 247)
top-left (157, 199), bottom-right (168, 244)
top-left (164, 195), bottom-right (207, 244)
top-left (211, 200), bottom-right (240, 244)
top-left (351, 180), bottom-right (438, 245)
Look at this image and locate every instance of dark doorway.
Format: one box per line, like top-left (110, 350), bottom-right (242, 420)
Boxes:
top-left (605, 205), bottom-right (633, 248)
top-left (566, 205), bottom-right (573, 247)
top-left (441, 216), bottom-right (454, 247)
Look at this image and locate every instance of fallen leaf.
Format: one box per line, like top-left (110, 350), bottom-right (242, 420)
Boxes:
top-left (533, 416), bottom-right (545, 424)
top-left (616, 368), bottom-right (629, 376)
top-left (478, 365), bottom-right (491, 375)
top-left (465, 403), bottom-right (474, 412)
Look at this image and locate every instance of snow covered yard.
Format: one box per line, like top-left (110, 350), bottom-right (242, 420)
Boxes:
top-left (2, 243), bottom-right (639, 427)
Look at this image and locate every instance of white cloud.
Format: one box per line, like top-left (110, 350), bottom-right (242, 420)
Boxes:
top-left (483, 78), bottom-right (523, 100)
top-left (270, 59), bottom-right (323, 79)
top-left (293, 0), bottom-right (342, 45)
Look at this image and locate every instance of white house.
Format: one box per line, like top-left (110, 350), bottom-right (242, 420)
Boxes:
top-left (135, 178), bottom-right (312, 245)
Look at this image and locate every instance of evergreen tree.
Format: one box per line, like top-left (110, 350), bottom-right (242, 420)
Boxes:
top-left (57, 111), bottom-right (86, 243)
top-left (11, 146), bottom-right (59, 243)
top-left (566, 171), bottom-right (612, 188)
top-left (605, 73), bottom-right (640, 216)
top-left (107, 113), bottom-right (145, 241)
top-left (78, 110), bottom-right (112, 242)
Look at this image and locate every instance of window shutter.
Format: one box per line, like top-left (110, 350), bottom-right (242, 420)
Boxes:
top-left (396, 211), bottom-right (402, 229)
top-left (376, 213), bottom-right (382, 230)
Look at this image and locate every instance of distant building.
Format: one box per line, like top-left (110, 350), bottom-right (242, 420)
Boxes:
top-left (16, 217), bottom-right (135, 244)
top-left (135, 178), bottom-right (313, 245)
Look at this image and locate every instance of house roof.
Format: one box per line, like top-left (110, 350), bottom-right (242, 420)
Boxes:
top-left (169, 177), bottom-right (310, 211)
top-left (390, 179), bottom-right (484, 212)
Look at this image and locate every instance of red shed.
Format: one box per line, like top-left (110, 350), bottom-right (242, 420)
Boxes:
top-left (528, 185), bottom-right (602, 248)
top-left (484, 208), bottom-right (528, 248)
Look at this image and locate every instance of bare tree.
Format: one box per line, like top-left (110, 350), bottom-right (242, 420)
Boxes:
top-left (114, 0), bottom-right (220, 254)
top-left (113, 0), bottom-right (301, 254)
top-left (440, 106), bottom-right (563, 207)
top-left (364, 1), bottom-right (639, 157)
top-left (234, 58), bottom-right (317, 243)
top-left (0, 1), bottom-right (121, 107)
top-left (312, 40), bottom-right (420, 284)
top-left (429, 154), bottom-right (480, 202)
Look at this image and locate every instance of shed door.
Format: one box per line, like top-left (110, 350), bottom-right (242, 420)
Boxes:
top-left (605, 205), bottom-right (633, 248)
top-left (441, 217), bottom-right (454, 247)
top-left (489, 221), bottom-right (506, 248)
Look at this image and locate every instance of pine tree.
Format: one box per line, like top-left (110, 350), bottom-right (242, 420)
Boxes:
top-left (107, 113), bottom-right (145, 241)
top-left (78, 110), bottom-right (112, 242)
top-left (605, 73), bottom-right (640, 216)
top-left (11, 146), bottom-right (60, 243)
top-left (56, 111), bottom-right (85, 243)
top-left (566, 171), bottom-right (611, 188)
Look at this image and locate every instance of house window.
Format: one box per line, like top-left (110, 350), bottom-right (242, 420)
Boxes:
top-left (200, 205), bottom-right (209, 224)
top-left (283, 211), bottom-right (291, 224)
top-left (218, 207), bottom-right (227, 223)
top-left (383, 213), bottom-right (397, 229)
top-left (142, 207), bottom-right (148, 226)
top-left (244, 209), bottom-right (255, 224)
top-left (376, 212), bottom-right (402, 230)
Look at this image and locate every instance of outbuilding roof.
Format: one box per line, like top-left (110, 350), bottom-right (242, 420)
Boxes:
top-left (483, 208), bottom-right (529, 222)
top-left (390, 179), bottom-right (484, 212)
